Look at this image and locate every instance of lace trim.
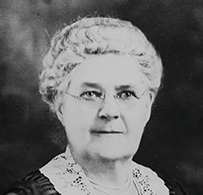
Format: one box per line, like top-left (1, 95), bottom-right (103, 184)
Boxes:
top-left (40, 148), bottom-right (169, 195)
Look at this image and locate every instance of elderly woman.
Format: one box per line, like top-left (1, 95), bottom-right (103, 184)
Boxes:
top-left (5, 17), bottom-right (187, 195)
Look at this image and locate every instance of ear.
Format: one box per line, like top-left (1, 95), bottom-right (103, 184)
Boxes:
top-left (149, 91), bottom-right (156, 105)
top-left (56, 104), bottom-right (65, 126)
top-left (145, 91), bottom-right (156, 122)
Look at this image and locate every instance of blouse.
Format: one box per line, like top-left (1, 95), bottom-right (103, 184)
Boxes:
top-left (4, 147), bottom-right (188, 195)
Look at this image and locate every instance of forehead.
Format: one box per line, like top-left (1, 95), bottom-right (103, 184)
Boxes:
top-left (68, 54), bottom-right (147, 91)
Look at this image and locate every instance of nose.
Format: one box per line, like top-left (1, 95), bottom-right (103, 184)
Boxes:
top-left (98, 95), bottom-right (120, 120)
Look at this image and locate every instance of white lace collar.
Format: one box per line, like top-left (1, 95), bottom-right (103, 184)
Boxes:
top-left (40, 148), bottom-right (169, 195)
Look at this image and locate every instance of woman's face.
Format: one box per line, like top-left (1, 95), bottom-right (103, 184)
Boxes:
top-left (58, 54), bottom-right (154, 162)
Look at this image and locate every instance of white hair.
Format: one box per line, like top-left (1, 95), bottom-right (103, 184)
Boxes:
top-left (39, 17), bottom-right (163, 112)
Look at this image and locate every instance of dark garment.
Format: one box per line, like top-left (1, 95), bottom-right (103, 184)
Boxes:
top-left (4, 171), bottom-right (59, 195)
top-left (156, 171), bottom-right (188, 195)
top-left (4, 170), bottom-right (187, 195)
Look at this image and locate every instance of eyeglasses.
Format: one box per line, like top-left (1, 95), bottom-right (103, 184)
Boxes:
top-left (65, 90), bottom-right (147, 110)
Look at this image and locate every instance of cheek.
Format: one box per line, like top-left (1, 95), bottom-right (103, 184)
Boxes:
top-left (62, 104), bottom-right (97, 138)
top-left (126, 103), bottom-right (150, 134)
top-left (124, 105), bottom-right (150, 151)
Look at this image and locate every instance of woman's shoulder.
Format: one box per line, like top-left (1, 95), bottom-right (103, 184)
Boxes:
top-left (155, 171), bottom-right (188, 195)
top-left (4, 170), bottom-right (60, 195)
top-left (131, 162), bottom-right (188, 195)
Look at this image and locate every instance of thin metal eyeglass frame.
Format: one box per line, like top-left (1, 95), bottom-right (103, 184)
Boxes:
top-left (65, 91), bottom-right (147, 110)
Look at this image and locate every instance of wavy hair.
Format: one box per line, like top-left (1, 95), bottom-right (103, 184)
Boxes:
top-left (39, 17), bottom-right (163, 112)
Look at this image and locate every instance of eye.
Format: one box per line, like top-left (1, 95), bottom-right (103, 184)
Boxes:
top-left (80, 91), bottom-right (102, 100)
top-left (117, 90), bottom-right (138, 100)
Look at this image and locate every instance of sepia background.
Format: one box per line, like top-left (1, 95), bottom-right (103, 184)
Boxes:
top-left (1, 0), bottom-right (203, 194)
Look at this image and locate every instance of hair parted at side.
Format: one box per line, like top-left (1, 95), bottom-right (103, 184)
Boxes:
top-left (39, 16), bottom-right (163, 112)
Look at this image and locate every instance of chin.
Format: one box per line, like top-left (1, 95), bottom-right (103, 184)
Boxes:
top-left (90, 145), bottom-right (136, 161)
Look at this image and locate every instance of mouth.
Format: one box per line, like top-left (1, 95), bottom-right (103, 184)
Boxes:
top-left (91, 130), bottom-right (123, 134)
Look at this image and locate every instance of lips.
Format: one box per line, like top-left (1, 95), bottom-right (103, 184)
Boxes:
top-left (91, 130), bottom-right (123, 134)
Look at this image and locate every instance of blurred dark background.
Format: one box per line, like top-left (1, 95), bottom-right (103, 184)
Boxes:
top-left (1, 0), bottom-right (203, 194)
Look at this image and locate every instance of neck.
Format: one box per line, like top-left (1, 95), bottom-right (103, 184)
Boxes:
top-left (78, 154), bottom-right (132, 187)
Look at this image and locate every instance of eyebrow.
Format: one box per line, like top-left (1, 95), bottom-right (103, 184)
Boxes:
top-left (115, 84), bottom-right (140, 92)
top-left (80, 82), bottom-right (139, 91)
top-left (115, 85), bottom-right (131, 90)
top-left (81, 82), bottom-right (103, 89)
